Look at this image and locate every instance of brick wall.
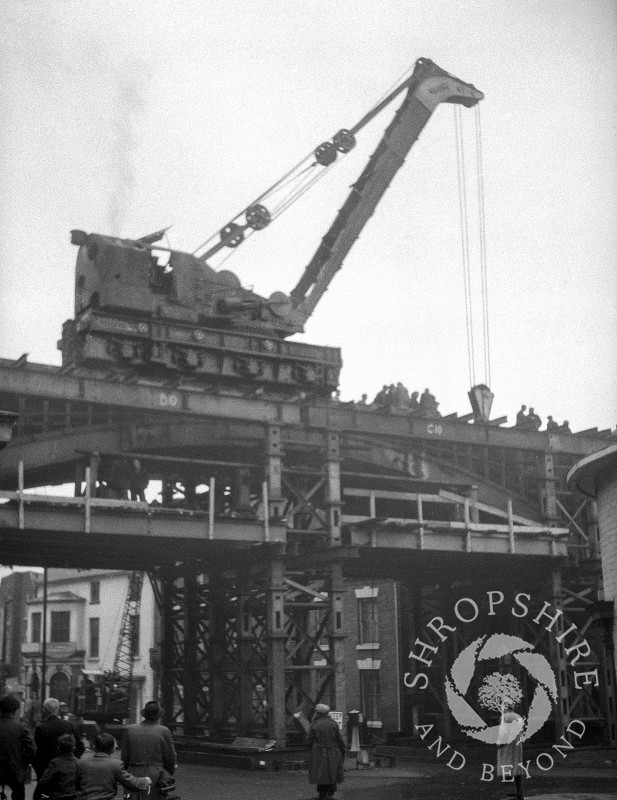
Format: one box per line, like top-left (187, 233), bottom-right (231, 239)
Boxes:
top-left (343, 579), bottom-right (401, 737)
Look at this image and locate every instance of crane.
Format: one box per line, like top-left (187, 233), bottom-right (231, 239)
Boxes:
top-left (102, 571), bottom-right (144, 723)
top-left (63, 58), bottom-right (483, 395)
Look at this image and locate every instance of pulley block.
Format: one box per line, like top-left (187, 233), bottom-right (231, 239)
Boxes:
top-left (246, 204), bottom-right (271, 230)
top-left (314, 141), bottom-right (337, 166)
top-left (333, 129), bottom-right (356, 153)
top-left (220, 222), bottom-right (244, 247)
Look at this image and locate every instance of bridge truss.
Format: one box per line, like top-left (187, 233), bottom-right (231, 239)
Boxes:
top-left (0, 356), bottom-right (614, 745)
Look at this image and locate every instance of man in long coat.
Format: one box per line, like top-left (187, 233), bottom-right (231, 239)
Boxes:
top-left (0, 695), bottom-right (35, 800)
top-left (120, 701), bottom-right (176, 793)
top-left (306, 704), bottom-right (346, 800)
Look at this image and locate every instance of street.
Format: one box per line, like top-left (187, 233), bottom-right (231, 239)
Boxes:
top-left (169, 759), bottom-right (617, 800)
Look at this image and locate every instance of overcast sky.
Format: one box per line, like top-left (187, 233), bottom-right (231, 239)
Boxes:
top-left (1, 0), bottom-right (616, 432)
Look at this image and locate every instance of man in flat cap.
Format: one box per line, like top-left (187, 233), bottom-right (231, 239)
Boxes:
top-left (306, 704), bottom-right (346, 800)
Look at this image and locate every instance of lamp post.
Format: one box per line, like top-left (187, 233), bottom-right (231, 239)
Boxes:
top-left (41, 567), bottom-right (47, 703)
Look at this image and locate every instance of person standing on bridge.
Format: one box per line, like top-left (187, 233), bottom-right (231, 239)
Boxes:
top-left (121, 701), bottom-right (176, 792)
top-left (128, 459), bottom-right (150, 502)
top-left (306, 704), bottom-right (346, 800)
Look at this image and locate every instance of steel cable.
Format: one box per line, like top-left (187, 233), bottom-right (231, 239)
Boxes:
top-left (475, 105), bottom-right (491, 387)
top-left (455, 106), bottom-right (476, 388)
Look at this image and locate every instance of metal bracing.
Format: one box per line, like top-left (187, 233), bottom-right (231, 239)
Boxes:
top-left (151, 563), bottom-right (346, 743)
top-left (1, 366), bottom-right (614, 745)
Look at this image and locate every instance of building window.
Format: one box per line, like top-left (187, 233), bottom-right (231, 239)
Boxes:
top-left (90, 581), bottom-right (100, 605)
top-left (360, 669), bottom-right (381, 721)
top-left (89, 618), bottom-right (100, 658)
top-left (358, 597), bottom-right (379, 644)
top-left (50, 611), bottom-right (70, 643)
top-left (31, 611), bottom-right (42, 643)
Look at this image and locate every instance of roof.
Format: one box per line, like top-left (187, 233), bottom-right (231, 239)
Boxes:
top-left (27, 590), bottom-right (86, 605)
top-left (566, 443), bottom-right (617, 498)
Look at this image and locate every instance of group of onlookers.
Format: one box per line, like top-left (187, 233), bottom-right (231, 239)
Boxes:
top-left (0, 696), bottom-right (176, 800)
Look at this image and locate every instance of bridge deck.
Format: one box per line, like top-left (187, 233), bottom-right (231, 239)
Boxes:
top-left (0, 490), bottom-right (568, 569)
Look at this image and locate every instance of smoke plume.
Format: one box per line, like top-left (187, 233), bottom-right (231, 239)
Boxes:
top-left (106, 59), bottom-right (152, 236)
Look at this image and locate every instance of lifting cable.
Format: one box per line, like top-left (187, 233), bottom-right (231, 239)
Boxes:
top-left (454, 105), bottom-right (476, 388)
top-left (475, 105), bottom-right (491, 388)
top-left (454, 105), bottom-right (492, 389)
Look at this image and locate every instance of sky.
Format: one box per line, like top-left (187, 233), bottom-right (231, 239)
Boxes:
top-left (0, 0), bottom-right (616, 432)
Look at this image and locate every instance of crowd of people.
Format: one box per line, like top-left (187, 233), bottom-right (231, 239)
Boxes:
top-left (515, 404), bottom-right (571, 433)
top-left (0, 696), bottom-right (176, 800)
top-left (347, 384), bottom-right (441, 417)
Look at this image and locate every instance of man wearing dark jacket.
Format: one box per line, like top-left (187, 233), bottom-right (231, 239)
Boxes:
top-left (0, 695), bottom-right (35, 800)
top-left (33, 698), bottom-right (84, 780)
top-left (307, 704), bottom-right (346, 800)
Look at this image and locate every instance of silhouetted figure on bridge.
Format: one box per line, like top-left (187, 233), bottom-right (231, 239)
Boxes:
top-left (419, 388), bottom-right (440, 418)
top-left (546, 415), bottom-right (559, 432)
top-left (527, 407), bottom-right (541, 430)
top-left (515, 405), bottom-right (527, 427)
top-left (128, 459), bottom-right (149, 502)
top-left (394, 382), bottom-right (410, 408)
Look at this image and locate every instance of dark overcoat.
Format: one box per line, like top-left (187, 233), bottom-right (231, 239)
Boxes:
top-left (33, 715), bottom-right (84, 778)
top-left (306, 716), bottom-right (346, 786)
top-left (0, 714), bottom-right (35, 784)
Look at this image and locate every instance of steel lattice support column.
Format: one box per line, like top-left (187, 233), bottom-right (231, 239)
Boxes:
top-left (542, 454), bottom-right (559, 525)
top-left (160, 571), bottom-right (183, 730)
top-left (267, 558), bottom-right (287, 745)
top-left (208, 573), bottom-right (229, 735)
top-left (265, 424), bottom-right (283, 514)
top-left (327, 560), bottom-right (347, 714)
top-left (183, 568), bottom-right (202, 736)
top-left (548, 568), bottom-right (570, 737)
top-left (326, 432), bottom-right (342, 547)
top-left (236, 574), bottom-right (253, 736)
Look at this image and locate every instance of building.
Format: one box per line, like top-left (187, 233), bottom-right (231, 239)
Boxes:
top-left (343, 579), bottom-right (400, 741)
top-left (0, 570), bottom-right (38, 696)
top-left (567, 443), bottom-right (617, 744)
top-left (20, 568), bottom-right (157, 724)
